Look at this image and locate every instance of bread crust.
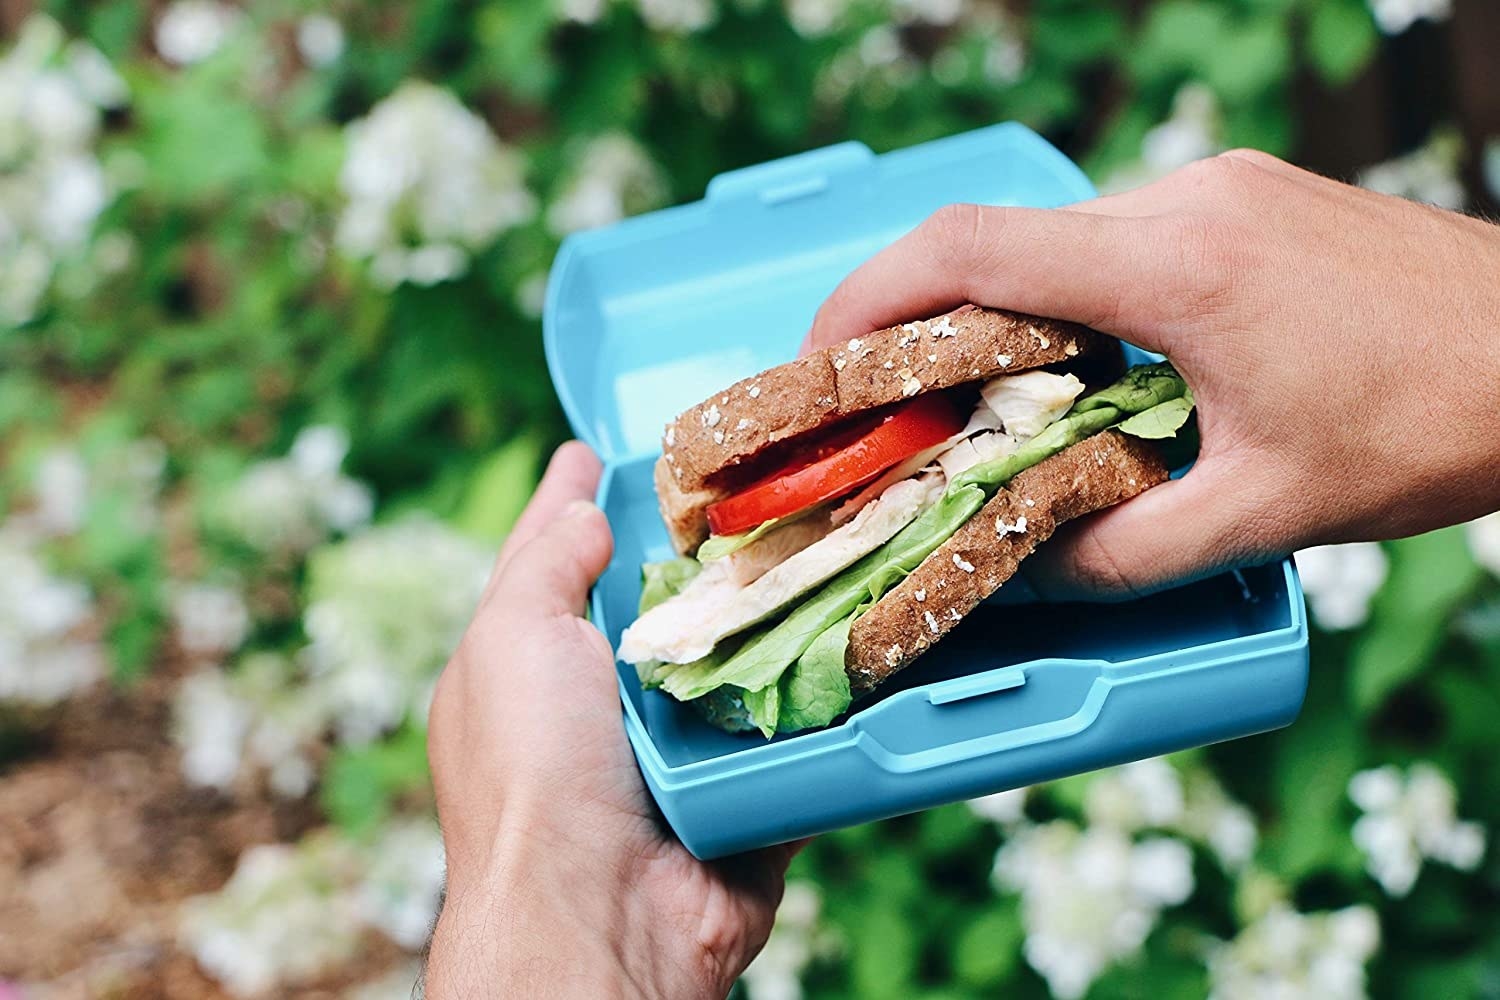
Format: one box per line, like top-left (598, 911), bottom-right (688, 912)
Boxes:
top-left (844, 430), bottom-right (1169, 692)
top-left (655, 305), bottom-right (1117, 555)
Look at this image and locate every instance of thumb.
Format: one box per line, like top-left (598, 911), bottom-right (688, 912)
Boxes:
top-left (492, 500), bottom-right (615, 619)
top-left (1023, 456), bottom-right (1280, 601)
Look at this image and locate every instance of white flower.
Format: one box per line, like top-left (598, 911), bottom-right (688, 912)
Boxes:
top-left (173, 655), bottom-right (326, 796)
top-left (154, 1), bottom-right (243, 66)
top-left (784, 0), bottom-right (850, 36)
top-left (29, 446), bottom-right (88, 536)
top-left (337, 81), bottom-right (536, 288)
top-left (546, 133), bottom-right (668, 236)
top-left (993, 822), bottom-right (1193, 999)
top-left (1184, 780), bottom-right (1259, 872)
top-left (296, 14), bottom-right (345, 67)
top-left (174, 669), bottom-right (254, 789)
top-left (1465, 512), bottom-right (1500, 576)
top-left (968, 786), bottom-right (1028, 826)
top-left (559, 0), bottom-right (611, 24)
top-left (515, 269), bottom-right (550, 318)
top-left (1357, 131), bottom-right (1466, 210)
top-left (890, 0), bottom-right (967, 26)
top-left (1085, 758), bottom-right (1186, 832)
top-left (635, 0), bottom-right (717, 32)
top-left (222, 425), bottom-right (372, 553)
top-left (356, 818), bottom-right (446, 950)
top-left (301, 519), bottom-right (492, 744)
top-left (171, 582), bottom-right (251, 657)
top-left (1367, 0), bottom-right (1450, 35)
top-left (741, 881), bottom-right (823, 1000)
top-left (1208, 903), bottom-right (1379, 1000)
top-left (0, 526), bottom-right (102, 706)
top-left (1349, 762), bottom-right (1487, 896)
top-left (180, 833), bottom-right (367, 996)
top-left (0, 17), bottom-right (121, 326)
top-left (1294, 542), bottom-right (1389, 631)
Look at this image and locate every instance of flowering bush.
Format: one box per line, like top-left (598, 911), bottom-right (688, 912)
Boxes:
top-left (3, 1), bottom-right (1498, 997)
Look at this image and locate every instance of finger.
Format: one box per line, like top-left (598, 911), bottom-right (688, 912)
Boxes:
top-left (494, 441), bottom-right (603, 577)
top-left (802, 203), bottom-right (1180, 356)
top-left (492, 499), bottom-right (614, 619)
top-left (1023, 457), bottom-right (1279, 601)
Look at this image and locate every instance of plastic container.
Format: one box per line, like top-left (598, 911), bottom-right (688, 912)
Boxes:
top-left (543, 123), bottom-right (1309, 860)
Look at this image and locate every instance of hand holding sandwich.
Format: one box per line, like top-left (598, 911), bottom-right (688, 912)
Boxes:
top-left (805, 149), bottom-right (1500, 599)
top-left (425, 443), bottom-right (800, 1000)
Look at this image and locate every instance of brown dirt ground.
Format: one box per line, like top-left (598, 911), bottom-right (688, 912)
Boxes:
top-left (0, 658), bottom-right (409, 999)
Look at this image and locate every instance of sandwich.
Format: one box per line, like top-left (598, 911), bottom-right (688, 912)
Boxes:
top-left (617, 305), bottom-right (1195, 737)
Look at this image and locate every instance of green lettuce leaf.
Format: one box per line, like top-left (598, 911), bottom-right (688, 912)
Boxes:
top-left (696, 518), bottom-right (783, 562)
top-left (777, 616), bottom-right (854, 734)
top-left (639, 557), bottom-right (702, 612)
top-left (1069, 361), bottom-right (1186, 414)
top-left (950, 364), bottom-right (1189, 493)
top-left (1115, 388), bottom-right (1195, 439)
top-left (692, 686), bottom-right (759, 732)
top-left (635, 557), bottom-right (703, 687)
top-left (741, 683), bottom-right (781, 736)
top-left (663, 484), bottom-right (986, 702)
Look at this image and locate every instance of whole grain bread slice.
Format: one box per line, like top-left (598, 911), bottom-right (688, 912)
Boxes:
top-left (655, 305), bottom-right (1117, 554)
top-left (844, 430), bottom-right (1169, 692)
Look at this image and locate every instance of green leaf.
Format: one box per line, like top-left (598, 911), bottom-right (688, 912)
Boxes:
top-left (850, 902), bottom-right (920, 999)
top-left (639, 557), bottom-right (702, 613)
top-left (1349, 528), bottom-right (1482, 713)
top-left (775, 615), bottom-right (854, 734)
top-left (742, 682), bottom-right (780, 736)
top-left (1264, 665), bottom-right (1361, 879)
top-left (666, 485), bottom-right (986, 704)
top-left (1203, 17), bottom-right (1291, 103)
top-left (1131, 0), bottom-right (1230, 82)
top-left (1305, 0), bottom-right (1379, 86)
top-left (321, 726), bottom-right (431, 836)
top-left (696, 517), bottom-right (783, 562)
top-left (1116, 390), bottom-right (1195, 440)
top-left (452, 433), bottom-right (545, 544)
top-left (953, 906), bottom-right (1022, 987)
top-left (136, 63), bottom-right (271, 202)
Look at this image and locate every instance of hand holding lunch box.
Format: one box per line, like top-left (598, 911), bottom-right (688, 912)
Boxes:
top-left (425, 124), bottom-right (1500, 994)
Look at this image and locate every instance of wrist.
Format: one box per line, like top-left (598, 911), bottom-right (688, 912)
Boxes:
top-left (428, 867), bottom-right (634, 1000)
top-left (432, 819), bottom-right (724, 1000)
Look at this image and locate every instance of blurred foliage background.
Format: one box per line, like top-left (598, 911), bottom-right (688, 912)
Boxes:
top-left (2, 0), bottom-right (1499, 997)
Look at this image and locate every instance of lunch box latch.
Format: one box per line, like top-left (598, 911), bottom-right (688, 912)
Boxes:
top-left (705, 141), bottom-right (874, 206)
top-left (926, 665), bottom-right (1028, 706)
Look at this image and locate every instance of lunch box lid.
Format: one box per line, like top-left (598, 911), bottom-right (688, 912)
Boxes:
top-left (543, 122), bottom-right (1096, 463)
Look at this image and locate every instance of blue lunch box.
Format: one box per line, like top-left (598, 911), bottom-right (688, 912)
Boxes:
top-left (543, 122), bottom-right (1310, 860)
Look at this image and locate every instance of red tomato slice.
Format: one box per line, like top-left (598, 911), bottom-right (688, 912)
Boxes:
top-left (705, 393), bottom-right (965, 536)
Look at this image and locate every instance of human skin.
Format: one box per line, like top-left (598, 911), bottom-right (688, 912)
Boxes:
top-left (805, 149), bottom-right (1500, 599)
top-left (425, 442), bottom-right (802, 1000)
top-left (426, 151), bottom-right (1500, 997)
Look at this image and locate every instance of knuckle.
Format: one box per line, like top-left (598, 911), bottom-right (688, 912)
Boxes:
top-left (1175, 152), bottom-right (1265, 203)
top-left (922, 202), bottom-right (989, 271)
top-left (1220, 147), bottom-right (1284, 172)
